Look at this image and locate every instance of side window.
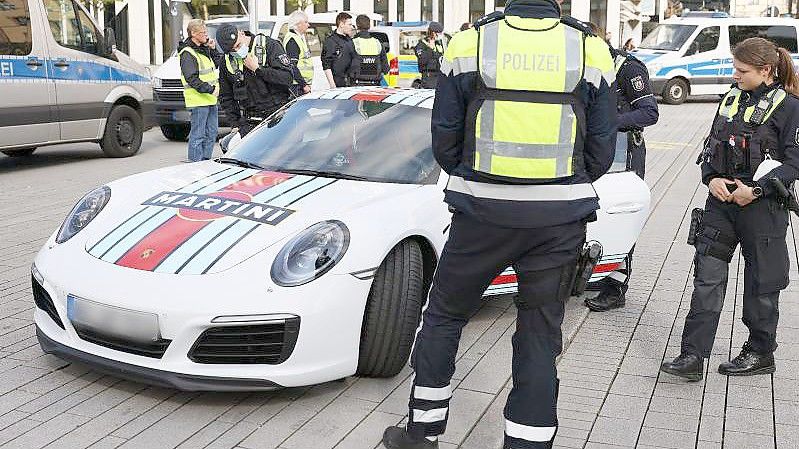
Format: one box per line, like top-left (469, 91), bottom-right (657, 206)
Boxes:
top-left (0, 0), bottom-right (33, 56)
top-left (307, 23), bottom-right (333, 57)
top-left (400, 31), bottom-right (424, 56)
top-left (684, 26), bottom-right (719, 56)
top-left (44, 0), bottom-right (82, 51)
top-left (75, 5), bottom-right (101, 55)
top-left (729, 26), bottom-right (798, 52)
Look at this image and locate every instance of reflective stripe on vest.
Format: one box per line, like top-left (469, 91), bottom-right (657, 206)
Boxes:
top-left (474, 19), bottom-right (584, 180)
top-left (447, 176), bottom-right (597, 201)
top-left (179, 46), bottom-right (219, 108)
top-left (719, 87), bottom-right (787, 125)
top-left (225, 54), bottom-right (244, 75)
top-left (283, 31), bottom-right (314, 84)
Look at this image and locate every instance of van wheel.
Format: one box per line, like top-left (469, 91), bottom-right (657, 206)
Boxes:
top-left (663, 78), bottom-right (689, 105)
top-left (357, 239), bottom-right (425, 378)
top-left (411, 79), bottom-right (423, 89)
top-left (101, 105), bottom-right (143, 158)
top-left (161, 124), bottom-right (190, 142)
top-left (2, 148), bottom-right (36, 157)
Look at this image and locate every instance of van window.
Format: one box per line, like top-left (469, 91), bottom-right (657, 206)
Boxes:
top-left (75, 6), bottom-right (101, 55)
top-left (0, 0), bottom-right (32, 56)
top-left (45, 0), bottom-right (82, 51)
top-left (399, 31), bottom-right (424, 56)
top-left (684, 26), bottom-right (719, 56)
top-left (729, 25), bottom-right (798, 52)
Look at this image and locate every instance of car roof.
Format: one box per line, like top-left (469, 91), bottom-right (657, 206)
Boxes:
top-left (662, 16), bottom-right (799, 26)
top-left (301, 87), bottom-right (436, 109)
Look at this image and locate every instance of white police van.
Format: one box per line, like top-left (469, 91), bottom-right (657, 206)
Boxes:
top-left (0, 0), bottom-right (152, 159)
top-left (634, 16), bottom-right (799, 105)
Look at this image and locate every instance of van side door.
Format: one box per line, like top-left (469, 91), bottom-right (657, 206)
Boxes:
top-left (681, 26), bottom-right (723, 95)
top-left (0, 0), bottom-right (58, 149)
top-left (42, 0), bottom-right (113, 141)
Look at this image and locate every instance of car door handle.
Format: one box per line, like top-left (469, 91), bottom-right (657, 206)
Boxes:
top-left (53, 59), bottom-right (70, 68)
top-left (606, 203), bottom-right (644, 214)
top-left (25, 57), bottom-right (43, 67)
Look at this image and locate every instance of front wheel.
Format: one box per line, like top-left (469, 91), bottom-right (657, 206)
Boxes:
top-left (662, 78), bottom-right (689, 105)
top-left (101, 105), bottom-right (143, 158)
top-left (357, 239), bottom-right (425, 377)
top-left (2, 148), bottom-right (36, 157)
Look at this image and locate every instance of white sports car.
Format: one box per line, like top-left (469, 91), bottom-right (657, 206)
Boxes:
top-left (33, 87), bottom-right (650, 390)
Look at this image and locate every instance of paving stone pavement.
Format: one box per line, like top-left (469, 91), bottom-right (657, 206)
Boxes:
top-left (0, 99), bottom-right (795, 449)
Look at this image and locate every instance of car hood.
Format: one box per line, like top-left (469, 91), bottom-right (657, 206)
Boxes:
top-left (630, 48), bottom-right (672, 64)
top-left (84, 161), bottom-right (420, 275)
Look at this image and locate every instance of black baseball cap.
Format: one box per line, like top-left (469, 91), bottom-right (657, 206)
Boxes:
top-left (217, 23), bottom-right (239, 53)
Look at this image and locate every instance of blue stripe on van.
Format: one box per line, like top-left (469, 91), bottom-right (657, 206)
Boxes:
top-left (0, 57), bottom-right (148, 83)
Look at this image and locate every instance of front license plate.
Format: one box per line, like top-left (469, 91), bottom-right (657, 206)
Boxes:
top-left (172, 110), bottom-right (192, 122)
top-left (67, 295), bottom-right (160, 343)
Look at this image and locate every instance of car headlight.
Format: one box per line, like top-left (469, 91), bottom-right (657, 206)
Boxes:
top-left (270, 221), bottom-right (350, 287)
top-left (56, 186), bottom-right (111, 244)
top-left (152, 76), bottom-right (162, 89)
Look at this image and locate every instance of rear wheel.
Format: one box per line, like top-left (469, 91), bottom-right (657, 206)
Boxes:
top-left (101, 105), bottom-right (143, 158)
top-left (2, 148), bottom-right (36, 157)
top-left (662, 78), bottom-right (689, 105)
top-left (357, 239), bottom-right (425, 377)
top-left (161, 124), bottom-right (190, 142)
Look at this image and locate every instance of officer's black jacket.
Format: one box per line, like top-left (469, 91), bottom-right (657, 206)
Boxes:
top-left (218, 32), bottom-right (293, 132)
top-left (415, 39), bottom-right (443, 75)
top-left (284, 30), bottom-right (308, 88)
top-left (178, 38), bottom-right (222, 94)
top-left (702, 82), bottom-right (799, 197)
top-left (431, 0), bottom-right (617, 227)
top-left (321, 31), bottom-right (358, 86)
top-left (611, 48), bottom-right (658, 131)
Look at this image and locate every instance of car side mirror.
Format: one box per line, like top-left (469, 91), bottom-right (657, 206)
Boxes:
top-left (103, 27), bottom-right (117, 56)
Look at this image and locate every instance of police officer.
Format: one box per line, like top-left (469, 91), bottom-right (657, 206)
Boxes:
top-left (322, 12), bottom-right (357, 88)
top-left (351, 14), bottom-right (389, 86)
top-left (381, 1), bottom-right (616, 448)
top-left (414, 22), bottom-right (444, 89)
top-left (216, 24), bottom-right (293, 137)
top-left (584, 26), bottom-right (659, 312)
top-left (661, 37), bottom-right (799, 381)
top-left (179, 19), bottom-right (221, 162)
top-left (283, 11), bottom-right (314, 97)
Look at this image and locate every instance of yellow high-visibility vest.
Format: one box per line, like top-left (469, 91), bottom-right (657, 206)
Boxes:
top-left (282, 30), bottom-right (314, 85)
top-left (179, 46), bottom-right (219, 108)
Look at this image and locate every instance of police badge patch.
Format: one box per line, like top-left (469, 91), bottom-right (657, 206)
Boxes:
top-left (279, 54), bottom-right (291, 66)
top-left (795, 127), bottom-right (799, 146)
top-left (631, 75), bottom-right (645, 92)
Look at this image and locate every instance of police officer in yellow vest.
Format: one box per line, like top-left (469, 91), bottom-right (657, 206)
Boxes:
top-left (179, 19), bottom-right (221, 162)
top-left (381, 1), bottom-right (616, 448)
top-left (351, 14), bottom-right (389, 86)
top-left (283, 11), bottom-right (314, 97)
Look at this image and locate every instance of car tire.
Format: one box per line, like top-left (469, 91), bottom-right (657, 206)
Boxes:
top-left (662, 78), bottom-right (689, 105)
top-left (161, 124), bottom-right (191, 142)
top-left (357, 239), bottom-right (425, 378)
top-left (411, 79), bottom-right (423, 89)
top-left (100, 105), bottom-right (143, 158)
top-left (2, 147), bottom-right (36, 157)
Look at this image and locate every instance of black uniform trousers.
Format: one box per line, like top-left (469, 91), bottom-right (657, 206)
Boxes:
top-left (682, 194), bottom-right (789, 358)
top-left (406, 211), bottom-right (585, 449)
top-left (602, 132), bottom-right (646, 293)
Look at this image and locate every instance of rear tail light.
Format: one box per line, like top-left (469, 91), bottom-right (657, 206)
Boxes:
top-left (389, 57), bottom-right (399, 76)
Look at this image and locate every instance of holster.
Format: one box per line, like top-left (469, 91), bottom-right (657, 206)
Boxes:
top-left (570, 241), bottom-right (603, 296)
top-left (687, 208), bottom-right (704, 246)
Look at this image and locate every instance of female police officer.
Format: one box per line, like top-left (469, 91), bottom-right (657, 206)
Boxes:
top-left (661, 37), bottom-right (799, 381)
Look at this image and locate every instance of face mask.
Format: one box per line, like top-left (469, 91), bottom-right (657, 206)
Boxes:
top-left (235, 45), bottom-right (249, 59)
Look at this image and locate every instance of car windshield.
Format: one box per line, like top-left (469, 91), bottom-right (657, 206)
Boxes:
top-left (639, 24), bottom-right (697, 51)
top-left (227, 98), bottom-right (440, 185)
top-left (207, 20), bottom-right (275, 46)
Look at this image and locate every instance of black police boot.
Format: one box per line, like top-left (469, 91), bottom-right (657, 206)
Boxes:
top-left (584, 285), bottom-right (626, 312)
top-left (382, 426), bottom-right (438, 449)
top-left (718, 343), bottom-right (776, 376)
top-left (660, 353), bottom-right (704, 381)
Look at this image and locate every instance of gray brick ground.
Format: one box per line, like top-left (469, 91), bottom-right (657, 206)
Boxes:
top-left (1, 100), bottom-right (796, 448)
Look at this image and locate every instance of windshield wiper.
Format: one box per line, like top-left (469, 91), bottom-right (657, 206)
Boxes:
top-left (278, 168), bottom-right (370, 181)
top-left (216, 157), bottom-right (268, 170)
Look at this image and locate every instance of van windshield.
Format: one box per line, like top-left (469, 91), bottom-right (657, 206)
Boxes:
top-left (207, 20), bottom-right (276, 47)
top-left (639, 24), bottom-right (697, 51)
